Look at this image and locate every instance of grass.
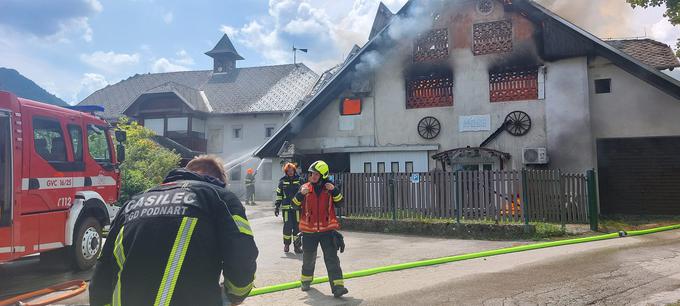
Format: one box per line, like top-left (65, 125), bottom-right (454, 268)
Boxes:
top-left (599, 215), bottom-right (680, 233)
top-left (531, 222), bottom-right (566, 240)
top-left (343, 214), bottom-right (571, 240)
top-left (342, 210), bottom-right (526, 225)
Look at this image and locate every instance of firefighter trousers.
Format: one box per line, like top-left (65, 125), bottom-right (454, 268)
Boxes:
top-left (301, 231), bottom-right (344, 290)
top-left (245, 186), bottom-right (255, 204)
top-left (282, 209), bottom-right (300, 246)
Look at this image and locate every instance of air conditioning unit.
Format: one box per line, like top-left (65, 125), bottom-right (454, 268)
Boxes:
top-left (523, 148), bottom-right (548, 164)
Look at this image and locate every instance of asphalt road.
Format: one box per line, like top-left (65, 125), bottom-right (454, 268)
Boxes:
top-left (4, 202), bottom-right (680, 305)
top-left (246, 229), bottom-right (680, 306)
top-left (1, 202), bottom-right (524, 304)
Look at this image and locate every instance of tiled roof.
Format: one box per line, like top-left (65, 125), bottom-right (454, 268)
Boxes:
top-left (79, 70), bottom-right (212, 119)
top-left (78, 64), bottom-right (318, 119)
top-left (607, 39), bottom-right (680, 70)
top-left (202, 64), bottom-right (318, 113)
top-left (205, 34), bottom-right (244, 60)
top-left (142, 81), bottom-right (212, 113)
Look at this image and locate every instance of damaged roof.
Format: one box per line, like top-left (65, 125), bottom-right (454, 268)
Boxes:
top-left (254, 0), bottom-right (680, 158)
top-left (79, 64), bottom-right (318, 119)
top-left (606, 39), bottom-right (680, 70)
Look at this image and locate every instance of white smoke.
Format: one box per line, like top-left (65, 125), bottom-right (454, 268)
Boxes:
top-left (536, 0), bottom-right (636, 39)
top-left (353, 0), bottom-right (440, 76)
top-left (386, 2), bottom-right (434, 41)
top-left (355, 50), bottom-right (383, 75)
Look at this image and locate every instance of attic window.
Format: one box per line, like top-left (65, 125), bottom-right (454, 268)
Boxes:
top-left (406, 71), bottom-right (454, 109)
top-left (341, 98), bottom-right (362, 115)
top-left (413, 28), bottom-right (449, 62)
top-left (595, 79), bottom-right (611, 94)
top-left (489, 66), bottom-right (539, 102)
top-left (473, 20), bottom-right (513, 55)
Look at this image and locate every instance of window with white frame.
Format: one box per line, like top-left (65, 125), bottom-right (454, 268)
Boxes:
top-left (405, 161), bottom-right (414, 173)
top-left (144, 118), bottom-right (164, 136)
top-left (391, 162), bottom-right (400, 173)
top-left (364, 162), bottom-right (372, 173)
top-left (167, 117), bottom-right (188, 137)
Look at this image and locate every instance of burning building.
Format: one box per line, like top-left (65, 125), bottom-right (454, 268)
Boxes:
top-left (79, 34), bottom-right (319, 200)
top-left (256, 0), bottom-right (680, 215)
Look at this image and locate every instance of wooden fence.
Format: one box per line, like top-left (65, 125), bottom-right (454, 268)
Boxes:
top-left (335, 169), bottom-right (592, 224)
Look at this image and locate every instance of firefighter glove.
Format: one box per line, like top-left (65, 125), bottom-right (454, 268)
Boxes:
top-left (274, 207), bottom-right (280, 217)
top-left (333, 231), bottom-right (345, 253)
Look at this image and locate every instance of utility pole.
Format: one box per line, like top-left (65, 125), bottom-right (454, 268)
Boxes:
top-left (293, 45), bottom-right (308, 65)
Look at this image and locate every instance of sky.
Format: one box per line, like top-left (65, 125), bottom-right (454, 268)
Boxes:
top-left (0, 0), bottom-right (678, 105)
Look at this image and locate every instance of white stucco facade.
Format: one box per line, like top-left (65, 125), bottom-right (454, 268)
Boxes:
top-left (281, 0), bottom-right (680, 174)
top-left (206, 112), bottom-right (287, 200)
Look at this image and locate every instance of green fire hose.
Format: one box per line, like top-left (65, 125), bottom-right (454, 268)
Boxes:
top-left (249, 224), bottom-right (680, 296)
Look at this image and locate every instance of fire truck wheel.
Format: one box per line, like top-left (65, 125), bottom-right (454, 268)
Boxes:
top-left (72, 217), bottom-right (102, 271)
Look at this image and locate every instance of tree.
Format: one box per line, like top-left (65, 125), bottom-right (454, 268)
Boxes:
top-left (115, 117), bottom-right (181, 204)
top-left (626, 0), bottom-right (680, 56)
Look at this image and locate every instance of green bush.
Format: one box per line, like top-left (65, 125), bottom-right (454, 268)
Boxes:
top-left (116, 117), bottom-right (181, 204)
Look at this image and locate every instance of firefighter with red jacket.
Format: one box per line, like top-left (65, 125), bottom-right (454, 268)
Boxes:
top-left (275, 162), bottom-right (303, 253)
top-left (292, 160), bottom-right (348, 298)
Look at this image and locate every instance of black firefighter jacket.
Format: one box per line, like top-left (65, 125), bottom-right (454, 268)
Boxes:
top-left (90, 169), bottom-right (258, 306)
top-left (275, 174), bottom-right (303, 210)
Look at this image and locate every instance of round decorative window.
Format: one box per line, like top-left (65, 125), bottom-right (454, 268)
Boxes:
top-left (476, 0), bottom-right (494, 15)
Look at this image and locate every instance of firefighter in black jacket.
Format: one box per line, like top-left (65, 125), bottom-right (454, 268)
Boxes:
top-left (275, 162), bottom-right (303, 253)
top-left (90, 155), bottom-right (258, 306)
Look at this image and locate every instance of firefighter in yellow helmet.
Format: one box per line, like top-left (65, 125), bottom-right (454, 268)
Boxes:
top-left (291, 160), bottom-right (348, 298)
top-left (275, 162), bottom-right (303, 253)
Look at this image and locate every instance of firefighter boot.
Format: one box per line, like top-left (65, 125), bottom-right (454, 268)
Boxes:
top-left (301, 282), bottom-right (311, 291)
top-left (284, 244), bottom-right (290, 253)
top-left (333, 286), bottom-right (349, 298)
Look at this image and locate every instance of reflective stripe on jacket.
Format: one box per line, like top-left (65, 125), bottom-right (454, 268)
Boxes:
top-left (276, 175), bottom-right (302, 209)
top-left (292, 182), bottom-right (343, 233)
top-left (89, 169), bottom-right (258, 306)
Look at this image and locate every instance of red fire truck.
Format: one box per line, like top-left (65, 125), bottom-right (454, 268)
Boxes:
top-left (0, 91), bottom-right (125, 270)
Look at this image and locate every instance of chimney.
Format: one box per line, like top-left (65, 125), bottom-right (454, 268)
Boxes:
top-left (205, 34), bottom-right (244, 73)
